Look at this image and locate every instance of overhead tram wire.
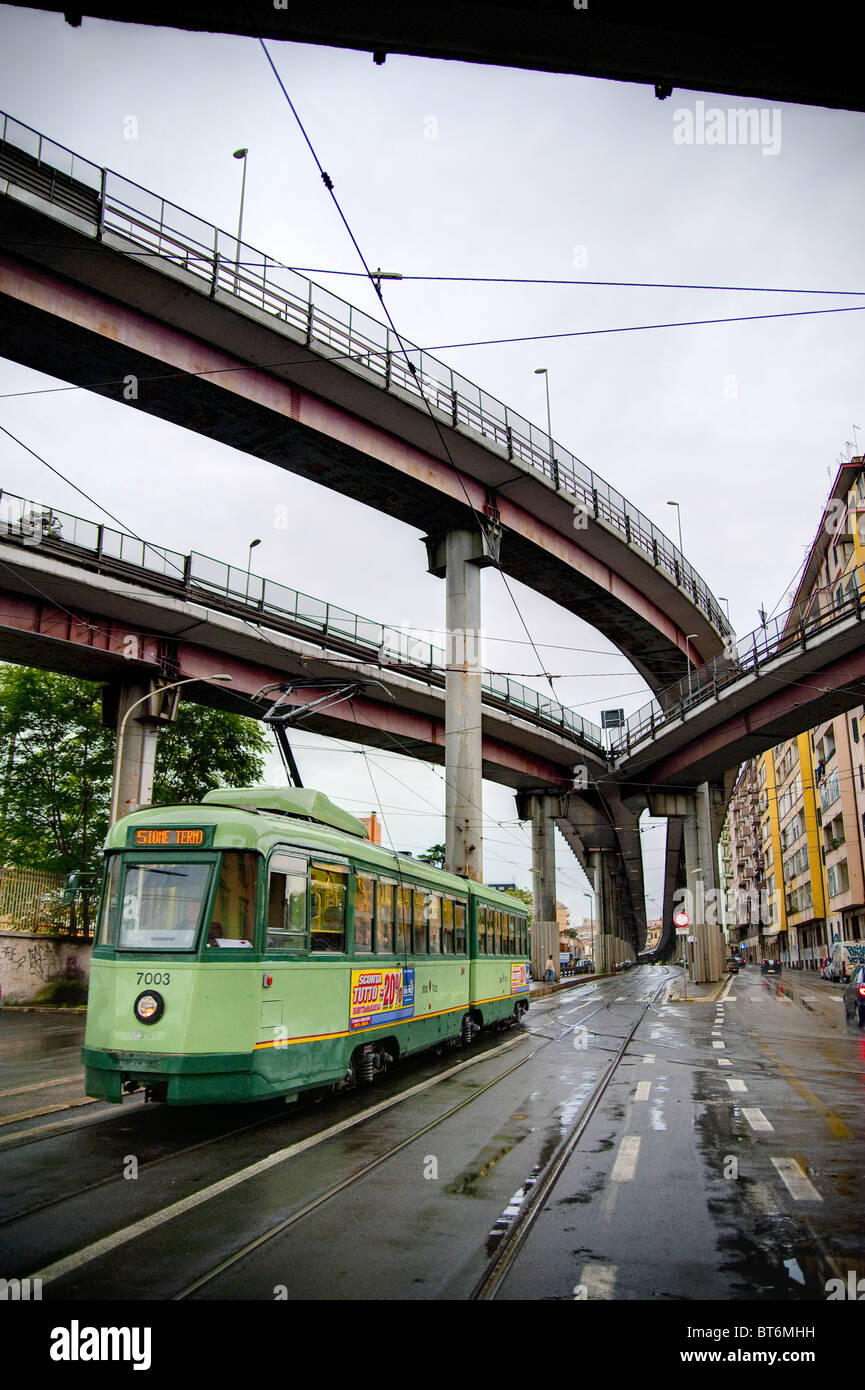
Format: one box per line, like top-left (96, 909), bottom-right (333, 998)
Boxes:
top-left (255, 35), bottom-right (585, 705)
top-left (2, 243), bottom-right (863, 298)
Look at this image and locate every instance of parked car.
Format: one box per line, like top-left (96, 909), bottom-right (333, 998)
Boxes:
top-left (725, 957), bottom-right (740, 974)
top-left (760, 959), bottom-right (782, 975)
top-left (843, 964), bottom-right (865, 1025)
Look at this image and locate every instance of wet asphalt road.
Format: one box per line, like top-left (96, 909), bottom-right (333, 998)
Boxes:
top-left (1, 966), bottom-right (862, 1301)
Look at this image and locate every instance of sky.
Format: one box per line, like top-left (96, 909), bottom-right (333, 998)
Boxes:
top-left (0, 6), bottom-right (862, 927)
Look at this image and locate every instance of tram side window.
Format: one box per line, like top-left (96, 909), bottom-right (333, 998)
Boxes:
top-left (508, 914), bottom-right (516, 954)
top-left (455, 901), bottom-right (466, 955)
top-left (413, 888), bottom-right (429, 954)
top-left (266, 854), bottom-right (307, 952)
top-left (441, 898), bottom-right (454, 954)
top-left (354, 873), bottom-right (375, 953)
top-left (396, 887), bottom-right (411, 955)
top-left (310, 863), bottom-right (347, 952)
top-left (494, 910), bottom-right (503, 955)
top-left (209, 851), bottom-right (259, 946)
top-left (429, 895), bottom-right (441, 954)
top-left (377, 880), bottom-right (396, 953)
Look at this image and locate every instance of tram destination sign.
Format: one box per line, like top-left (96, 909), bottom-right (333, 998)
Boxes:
top-left (126, 826), bottom-right (215, 848)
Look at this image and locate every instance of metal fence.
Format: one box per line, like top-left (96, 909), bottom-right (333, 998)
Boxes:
top-left (0, 489), bottom-right (608, 751)
top-left (0, 865), bottom-right (71, 933)
top-left (0, 108), bottom-right (731, 639)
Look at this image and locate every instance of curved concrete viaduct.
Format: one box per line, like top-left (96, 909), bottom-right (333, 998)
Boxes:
top-left (0, 114), bottom-right (731, 697)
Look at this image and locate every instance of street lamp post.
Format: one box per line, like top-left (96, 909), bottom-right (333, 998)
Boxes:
top-left (534, 367), bottom-right (558, 488)
top-left (718, 596), bottom-right (730, 620)
top-left (233, 148), bottom-right (248, 290)
top-left (110, 675), bottom-right (232, 825)
top-left (666, 500), bottom-right (684, 556)
top-left (246, 538), bottom-right (261, 603)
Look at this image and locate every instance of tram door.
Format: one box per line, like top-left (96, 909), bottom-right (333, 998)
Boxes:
top-left (263, 852), bottom-right (308, 1045)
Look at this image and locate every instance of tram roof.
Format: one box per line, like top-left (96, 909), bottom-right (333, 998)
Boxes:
top-left (200, 786), bottom-right (369, 839)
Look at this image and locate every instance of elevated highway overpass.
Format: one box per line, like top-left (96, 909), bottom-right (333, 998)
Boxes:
top-left (0, 110), bottom-right (731, 698)
top-left (6, 1), bottom-right (861, 114)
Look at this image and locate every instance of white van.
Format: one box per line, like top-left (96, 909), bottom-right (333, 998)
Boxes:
top-left (828, 941), bottom-right (865, 982)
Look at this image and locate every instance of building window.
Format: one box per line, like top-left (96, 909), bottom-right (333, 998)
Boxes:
top-left (853, 717), bottom-right (860, 744)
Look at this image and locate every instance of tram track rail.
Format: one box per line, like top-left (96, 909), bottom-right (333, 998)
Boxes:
top-left (10, 972), bottom-right (667, 1295)
top-left (470, 978), bottom-right (668, 1299)
top-left (168, 973), bottom-right (670, 1300)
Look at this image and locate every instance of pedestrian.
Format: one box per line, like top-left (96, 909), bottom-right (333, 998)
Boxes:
top-left (545, 955), bottom-right (554, 984)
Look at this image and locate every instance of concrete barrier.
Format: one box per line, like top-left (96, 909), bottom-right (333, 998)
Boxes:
top-left (0, 930), bottom-right (92, 1006)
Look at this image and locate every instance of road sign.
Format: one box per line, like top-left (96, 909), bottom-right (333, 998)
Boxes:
top-left (673, 910), bottom-right (690, 928)
top-left (675, 927), bottom-right (689, 936)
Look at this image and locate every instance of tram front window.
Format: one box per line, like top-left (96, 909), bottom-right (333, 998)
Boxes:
top-left (118, 861), bottom-right (212, 950)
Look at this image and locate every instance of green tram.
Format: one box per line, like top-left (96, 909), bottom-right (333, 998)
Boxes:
top-left (83, 787), bottom-right (530, 1105)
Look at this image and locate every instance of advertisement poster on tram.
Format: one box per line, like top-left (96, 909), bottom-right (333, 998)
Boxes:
top-left (511, 962), bottom-right (528, 992)
top-left (349, 966), bottom-right (415, 1031)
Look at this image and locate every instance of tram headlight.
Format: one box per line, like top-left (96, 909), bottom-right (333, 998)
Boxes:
top-left (134, 990), bottom-right (165, 1025)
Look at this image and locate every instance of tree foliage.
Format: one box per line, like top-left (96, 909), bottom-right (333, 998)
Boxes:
top-left (418, 843), bottom-right (447, 868)
top-left (503, 885), bottom-right (533, 925)
top-left (0, 665), bottom-right (270, 878)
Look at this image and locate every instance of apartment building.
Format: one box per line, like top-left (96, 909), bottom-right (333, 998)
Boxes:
top-left (723, 761), bottom-right (767, 961)
top-left (722, 455), bottom-right (865, 968)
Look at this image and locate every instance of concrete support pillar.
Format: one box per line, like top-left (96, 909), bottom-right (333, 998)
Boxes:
top-left (590, 849), bottom-right (617, 974)
top-left (530, 795), bottom-right (558, 981)
top-left (696, 781), bottom-right (725, 980)
top-left (110, 681), bottom-right (160, 822)
top-left (682, 804), bottom-right (702, 980)
top-left (443, 528), bottom-right (484, 881)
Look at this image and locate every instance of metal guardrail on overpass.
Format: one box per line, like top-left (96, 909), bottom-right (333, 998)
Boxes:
top-left (611, 564), bottom-right (865, 758)
top-left (0, 489), bottom-right (607, 754)
top-left (0, 109), bottom-right (731, 638)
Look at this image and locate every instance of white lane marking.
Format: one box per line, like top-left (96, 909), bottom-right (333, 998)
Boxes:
top-left (742, 1108), bottom-right (774, 1133)
top-left (718, 1059), bottom-right (732, 1067)
top-left (28, 1035), bottom-right (523, 1286)
top-left (650, 1030), bottom-right (661, 1039)
top-left (726, 1078), bottom-right (748, 1092)
top-left (615, 996), bottom-right (628, 1001)
top-left (772, 1157), bottom-right (823, 1202)
top-left (711, 1029), bottom-right (723, 1036)
top-left (611, 1135), bottom-right (641, 1182)
top-left (798, 993), bottom-right (818, 1002)
top-left (712, 1041), bottom-right (726, 1049)
top-left (635, 1081), bottom-right (652, 1100)
top-left (726, 995), bottom-right (737, 1001)
top-left (576, 1264), bottom-right (617, 1299)
top-left (641, 1054), bottom-right (655, 1064)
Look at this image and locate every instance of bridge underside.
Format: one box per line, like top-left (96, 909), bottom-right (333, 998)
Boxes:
top-left (0, 189), bottom-right (725, 694)
top-left (617, 634), bottom-right (865, 800)
top-left (8, 2), bottom-right (861, 113)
